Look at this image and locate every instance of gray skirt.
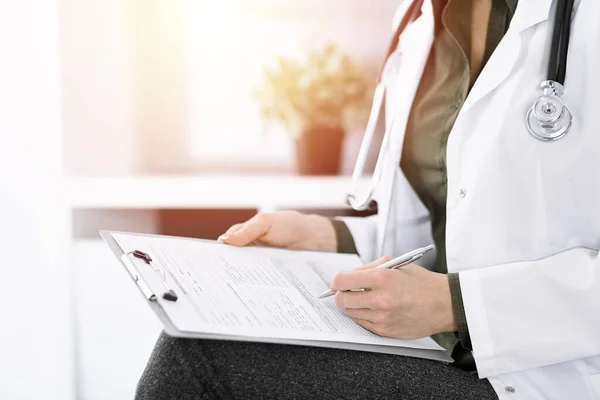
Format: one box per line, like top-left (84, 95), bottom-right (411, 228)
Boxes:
top-left (135, 332), bottom-right (498, 400)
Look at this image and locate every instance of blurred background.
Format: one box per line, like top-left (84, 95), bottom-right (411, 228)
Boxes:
top-left (1, 0), bottom-right (402, 399)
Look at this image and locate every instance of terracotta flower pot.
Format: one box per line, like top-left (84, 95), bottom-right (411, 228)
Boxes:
top-left (294, 126), bottom-right (344, 176)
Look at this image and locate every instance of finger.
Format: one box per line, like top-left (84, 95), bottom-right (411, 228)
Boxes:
top-left (354, 256), bottom-right (392, 270)
top-left (217, 223), bottom-right (244, 242)
top-left (224, 223), bottom-right (244, 236)
top-left (352, 318), bottom-right (382, 335)
top-left (343, 308), bottom-right (375, 321)
top-left (331, 268), bottom-right (387, 292)
top-left (334, 290), bottom-right (377, 309)
top-left (224, 214), bottom-right (270, 246)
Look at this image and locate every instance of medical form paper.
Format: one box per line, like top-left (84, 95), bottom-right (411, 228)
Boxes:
top-left (104, 231), bottom-right (451, 362)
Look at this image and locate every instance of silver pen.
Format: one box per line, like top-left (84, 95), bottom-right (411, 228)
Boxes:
top-left (317, 244), bottom-right (435, 299)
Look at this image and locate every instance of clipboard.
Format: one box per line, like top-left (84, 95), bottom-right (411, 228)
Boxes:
top-left (100, 230), bottom-right (452, 362)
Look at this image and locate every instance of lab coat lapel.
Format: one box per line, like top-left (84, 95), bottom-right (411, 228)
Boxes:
top-left (460, 0), bottom-right (553, 114)
top-left (376, 0), bottom-right (435, 256)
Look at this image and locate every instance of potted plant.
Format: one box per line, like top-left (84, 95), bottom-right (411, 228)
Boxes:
top-left (254, 43), bottom-right (375, 175)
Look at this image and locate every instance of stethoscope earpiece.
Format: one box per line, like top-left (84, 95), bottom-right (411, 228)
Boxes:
top-left (526, 80), bottom-right (573, 141)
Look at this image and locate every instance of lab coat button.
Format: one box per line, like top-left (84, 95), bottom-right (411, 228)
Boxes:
top-left (459, 188), bottom-right (467, 198)
top-left (505, 386), bottom-right (516, 394)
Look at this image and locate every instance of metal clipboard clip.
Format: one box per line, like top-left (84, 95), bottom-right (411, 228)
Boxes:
top-left (120, 250), bottom-right (178, 302)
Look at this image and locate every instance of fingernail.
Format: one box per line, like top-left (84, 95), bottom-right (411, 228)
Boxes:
top-left (217, 235), bottom-right (229, 243)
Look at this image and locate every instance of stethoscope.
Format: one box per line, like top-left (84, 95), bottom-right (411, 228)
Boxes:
top-left (526, 0), bottom-right (575, 141)
top-left (347, 0), bottom-right (575, 212)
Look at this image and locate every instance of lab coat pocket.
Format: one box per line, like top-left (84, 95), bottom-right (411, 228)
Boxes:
top-left (587, 356), bottom-right (600, 399)
top-left (534, 130), bottom-right (600, 251)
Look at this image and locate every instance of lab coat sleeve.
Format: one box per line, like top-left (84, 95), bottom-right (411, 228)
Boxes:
top-left (459, 247), bottom-right (600, 378)
top-left (336, 215), bottom-right (378, 263)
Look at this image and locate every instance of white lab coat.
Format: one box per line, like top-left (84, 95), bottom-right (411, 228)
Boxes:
top-left (341, 0), bottom-right (600, 398)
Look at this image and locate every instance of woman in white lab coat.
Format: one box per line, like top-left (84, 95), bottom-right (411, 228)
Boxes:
top-left (136, 0), bottom-right (600, 399)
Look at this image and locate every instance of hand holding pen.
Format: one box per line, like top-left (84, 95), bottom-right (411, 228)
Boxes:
top-left (318, 244), bottom-right (458, 339)
top-left (317, 245), bottom-right (435, 298)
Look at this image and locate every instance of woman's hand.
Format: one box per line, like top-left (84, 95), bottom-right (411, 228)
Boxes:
top-left (218, 211), bottom-right (337, 252)
top-left (331, 257), bottom-right (457, 339)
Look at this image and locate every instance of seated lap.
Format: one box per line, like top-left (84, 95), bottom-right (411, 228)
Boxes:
top-left (135, 332), bottom-right (497, 400)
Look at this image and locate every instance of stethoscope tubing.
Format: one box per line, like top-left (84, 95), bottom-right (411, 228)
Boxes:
top-left (377, 0), bottom-right (425, 83)
top-left (548, 0), bottom-right (575, 85)
top-left (346, 0), bottom-right (424, 211)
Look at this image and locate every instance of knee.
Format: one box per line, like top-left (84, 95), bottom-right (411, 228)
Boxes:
top-left (135, 332), bottom-right (201, 400)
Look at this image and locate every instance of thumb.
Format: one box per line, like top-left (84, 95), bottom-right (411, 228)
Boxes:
top-left (217, 223), bottom-right (244, 242)
top-left (220, 214), bottom-right (270, 247)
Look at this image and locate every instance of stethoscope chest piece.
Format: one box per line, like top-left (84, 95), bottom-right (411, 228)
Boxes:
top-left (526, 80), bottom-right (573, 142)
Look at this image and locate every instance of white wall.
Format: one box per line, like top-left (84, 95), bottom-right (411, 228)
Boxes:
top-left (73, 241), bottom-right (162, 400)
top-left (60, 0), bottom-right (136, 176)
top-left (0, 0), bottom-right (73, 399)
top-left (60, 0), bottom-right (403, 176)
